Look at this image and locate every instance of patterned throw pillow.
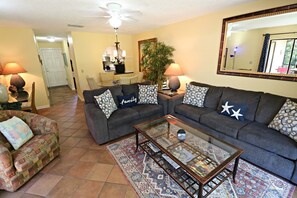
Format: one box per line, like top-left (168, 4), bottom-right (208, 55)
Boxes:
top-left (94, 89), bottom-right (118, 119)
top-left (268, 99), bottom-right (297, 142)
top-left (117, 93), bottom-right (137, 108)
top-left (220, 101), bottom-right (247, 121)
top-left (0, 116), bottom-right (34, 150)
top-left (182, 84), bottom-right (209, 107)
top-left (138, 85), bottom-right (158, 104)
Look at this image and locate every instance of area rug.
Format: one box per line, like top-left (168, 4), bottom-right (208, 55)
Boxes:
top-left (107, 136), bottom-right (295, 198)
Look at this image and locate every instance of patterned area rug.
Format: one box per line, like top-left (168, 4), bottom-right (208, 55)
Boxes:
top-left (107, 136), bottom-right (295, 198)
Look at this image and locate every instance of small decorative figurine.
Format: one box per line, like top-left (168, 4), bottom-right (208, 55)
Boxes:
top-left (177, 129), bottom-right (186, 141)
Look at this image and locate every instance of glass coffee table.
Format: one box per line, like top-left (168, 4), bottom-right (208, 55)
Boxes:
top-left (134, 115), bottom-right (243, 198)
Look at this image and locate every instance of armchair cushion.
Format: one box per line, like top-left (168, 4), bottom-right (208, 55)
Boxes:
top-left (0, 116), bottom-right (34, 150)
top-left (12, 133), bottom-right (59, 172)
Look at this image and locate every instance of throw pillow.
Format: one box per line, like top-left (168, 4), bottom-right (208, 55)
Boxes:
top-left (182, 84), bottom-right (209, 107)
top-left (0, 116), bottom-right (34, 150)
top-left (94, 89), bottom-right (118, 119)
top-left (219, 101), bottom-right (247, 121)
top-left (138, 84), bottom-right (158, 104)
top-left (268, 99), bottom-right (297, 142)
top-left (117, 93), bottom-right (137, 108)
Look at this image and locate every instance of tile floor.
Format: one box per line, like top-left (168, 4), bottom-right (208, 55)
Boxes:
top-left (0, 86), bottom-right (138, 198)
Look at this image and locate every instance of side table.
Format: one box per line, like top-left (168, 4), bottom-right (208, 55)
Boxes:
top-left (158, 89), bottom-right (185, 97)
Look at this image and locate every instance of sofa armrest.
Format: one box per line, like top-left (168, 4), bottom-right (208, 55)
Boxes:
top-left (0, 144), bottom-right (15, 178)
top-left (157, 93), bottom-right (170, 115)
top-left (168, 93), bottom-right (185, 114)
top-left (84, 103), bottom-right (109, 144)
top-left (25, 114), bottom-right (59, 138)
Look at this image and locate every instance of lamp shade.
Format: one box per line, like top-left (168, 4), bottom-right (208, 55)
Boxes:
top-left (164, 63), bottom-right (184, 76)
top-left (2, 63), bottom-right (27, 75)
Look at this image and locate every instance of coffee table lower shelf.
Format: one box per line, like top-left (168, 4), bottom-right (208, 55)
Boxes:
top-left (139, 140), bottom-right (233, 198)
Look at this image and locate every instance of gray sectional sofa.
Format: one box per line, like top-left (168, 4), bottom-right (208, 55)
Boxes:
top-left (168, 81), bottom-right (297, 184)
top-left (83, 83), bottom-right (168, 145)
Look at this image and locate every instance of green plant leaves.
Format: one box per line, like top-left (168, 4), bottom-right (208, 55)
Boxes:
top-left (141, 42), bottom-right (175, 86)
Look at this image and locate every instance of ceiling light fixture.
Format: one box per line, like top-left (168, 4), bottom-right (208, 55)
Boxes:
top-left (108, 16), bottom-right (122, 28)
top-left (47, 36), bottom-right (56, 42)
top-left (113, 28), bottom-right (126, 64)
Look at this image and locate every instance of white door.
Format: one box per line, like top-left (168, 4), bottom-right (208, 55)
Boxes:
top-left (40, 48), bottom-right (68, 87)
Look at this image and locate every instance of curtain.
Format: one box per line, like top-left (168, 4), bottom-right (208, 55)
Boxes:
top-left (257, 34), bottom-right (270, 72)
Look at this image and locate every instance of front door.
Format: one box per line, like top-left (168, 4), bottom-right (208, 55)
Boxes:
top-left (40, 48), bottom-right (68, 87)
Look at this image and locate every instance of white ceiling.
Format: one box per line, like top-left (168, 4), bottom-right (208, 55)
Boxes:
top-left (231, 12), bottom-right (297, 32)
top-left (0, 0), bottom-right (256, 38)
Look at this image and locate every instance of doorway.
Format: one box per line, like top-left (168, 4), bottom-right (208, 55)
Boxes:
top-left (39, 48), bottom-right (68, 87)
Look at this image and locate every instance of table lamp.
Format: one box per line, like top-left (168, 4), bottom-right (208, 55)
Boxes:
top-left (164, 63), bottom-right (184, 92)
top-left (2, 63), bottom-right (27, 91)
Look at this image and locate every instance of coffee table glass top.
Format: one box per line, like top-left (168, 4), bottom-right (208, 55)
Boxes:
top-left (135, 115), bottom-right (242, 181)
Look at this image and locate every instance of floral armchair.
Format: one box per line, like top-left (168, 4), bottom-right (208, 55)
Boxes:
top-left (0, 110), bottom-right (60, 192)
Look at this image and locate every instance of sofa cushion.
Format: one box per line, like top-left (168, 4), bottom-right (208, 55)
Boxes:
top-left (200, 111), bottom-right (249, 138)
top-left (138, 84), bottom-right (158, 104)
top-left (255, 93), bottom-right (286, 124)
top-left (83, 85), bottom-right (123, 106)
top-left (12, 134), bottom-right (59, 172)
top-left (122, 82), bottom-right (149, 100)
top-left (218, 87), bottom-right (262, 121)
top-left (0, 116), bottom-right (34, 150)
top-left (219, 101), bottom-right (247, 121)
top-left (131, 104), bottom-right (163, 119)
top-left (238, 122), bottom-right (297, 160)
top-left (183, 84), bottom-right (208, 107)
top-left (190, 82), bottom-right (224, 109)
top-left (108, 108), bottom-right (139, 127)
top-left (175, 104), bottom-right (213, 122)
top-left (117, 93), bottom-right (137, 108)
top-left (268, 99), bottom-right (297, 142)
top-left (94, 90), bottom-right (118, 119)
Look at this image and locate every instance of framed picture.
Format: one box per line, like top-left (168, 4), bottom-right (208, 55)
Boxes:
top-left (138, 38), bottom-right (157, 71)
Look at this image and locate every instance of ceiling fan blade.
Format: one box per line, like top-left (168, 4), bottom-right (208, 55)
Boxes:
top-left (120, 16), bottom-right (137, 22)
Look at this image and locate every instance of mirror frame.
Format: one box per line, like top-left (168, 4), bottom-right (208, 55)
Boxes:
top-left (217, 3), bottom-right (297, 82)
top-left (138, 38), bottom-right (157, 71)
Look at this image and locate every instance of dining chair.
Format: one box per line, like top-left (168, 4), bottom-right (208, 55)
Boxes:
top-left (86, 77), bottom-right (99, 90)
top-left (21, 82), bottom-right (37, 114)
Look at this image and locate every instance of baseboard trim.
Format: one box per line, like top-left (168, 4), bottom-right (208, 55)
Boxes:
top-left (37, 105), bottom-right (50, 110)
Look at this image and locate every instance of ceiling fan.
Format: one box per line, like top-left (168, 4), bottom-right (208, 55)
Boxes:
top-left (96, 2), bottom-right (141, 28)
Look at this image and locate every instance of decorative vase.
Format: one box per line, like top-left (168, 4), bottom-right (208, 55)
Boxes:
top-left (0, 83), bottom-right (8, 103)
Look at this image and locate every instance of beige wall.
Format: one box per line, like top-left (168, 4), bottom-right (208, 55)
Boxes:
top-left (133, 0), bottom-right (297, 98)
top-left (0, 27), bottom-right (50, 108)
top-left (71, 31), bottom-right (134, 99)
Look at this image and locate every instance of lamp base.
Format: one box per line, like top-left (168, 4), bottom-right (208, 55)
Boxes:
top-left (168, 76), bottom-right (180, 92)
top-left (10, 74), bottom-right (25, 91)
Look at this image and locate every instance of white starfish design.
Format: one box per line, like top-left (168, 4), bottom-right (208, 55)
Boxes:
top-left (221, 101), bottom-right (234, 114)
top-left (231, 108), bottom-right (243, 120)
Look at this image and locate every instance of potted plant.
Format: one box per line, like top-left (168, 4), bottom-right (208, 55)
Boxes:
top-left (141, 41), bottom-right (175, 88)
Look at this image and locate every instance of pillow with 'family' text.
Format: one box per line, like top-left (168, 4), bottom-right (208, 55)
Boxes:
top-left (94, 89), bottom-right (117, 119)
top-left (182, 84), bottom-right (208, 107)
top-left (138, 84), bottom-right (158, 104)
top-left (268, 99), bottom-right (297, 142)
top-left (117, 93), bottom-right (137, 108)
top-left (219, 101), bottom-right (247, 121)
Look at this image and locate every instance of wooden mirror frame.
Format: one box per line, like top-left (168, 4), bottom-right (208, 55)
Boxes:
top-left (217, 3), bottom-right (297, 82)
top-left (138, 38), bottom-right (157, 71)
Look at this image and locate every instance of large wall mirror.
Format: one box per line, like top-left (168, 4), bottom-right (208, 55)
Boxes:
top-left (217, 4), bottom-right (297, 81)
